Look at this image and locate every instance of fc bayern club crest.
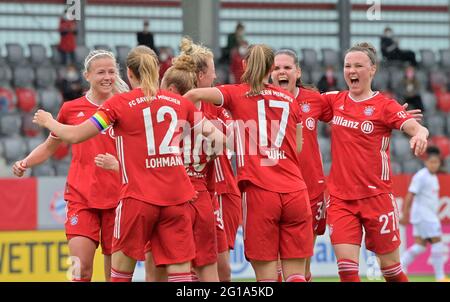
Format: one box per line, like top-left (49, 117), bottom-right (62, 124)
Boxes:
top-left (301, 103), bottom-right (311, 113)
top-left (364, 106), bottom-right (375, 116)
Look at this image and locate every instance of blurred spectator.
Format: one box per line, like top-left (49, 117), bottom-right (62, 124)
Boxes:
top-left (221, 22), bottom-right (245, 63)
top-left (60, 64), bottom-right (83, 101)
top-left (137, 19), bottom-right (155, 52)
top-left (380, 27), bottom-right (417, 66)
top-left (229, 40), bottom-right (248, 84)
top-left (58, 8), bottom-right (77, 66)
top-left (158, 47), bottom-right (174, 81)
top-left (317, 66), bottom-right (338, 93)
top-left (398, 65), bottom-right (424, 111)
top-left (434, 84), bottom-right (450, 112)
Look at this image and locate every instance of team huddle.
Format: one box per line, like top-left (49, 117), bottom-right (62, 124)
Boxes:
top-left (12, 37), bottom-right (431, 282)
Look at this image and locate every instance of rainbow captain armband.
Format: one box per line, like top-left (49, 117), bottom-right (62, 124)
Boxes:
top-left (90, 111), bottom-right (111, 131)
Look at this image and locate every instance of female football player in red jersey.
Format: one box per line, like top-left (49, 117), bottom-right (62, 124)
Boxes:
top-left (13, 49), bottom-right (129, 282)
top-left (271, 49), bottom-right (332, 282)
top-left (322, 43), bottom-right (429, 282)
top-left (32, 46), bottom-right (224, 282)
top-left (184, 44), bottom-right (313, 282)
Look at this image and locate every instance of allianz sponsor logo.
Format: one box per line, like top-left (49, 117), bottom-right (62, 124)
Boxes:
top-left (332, 115), bottom-right (374, 134)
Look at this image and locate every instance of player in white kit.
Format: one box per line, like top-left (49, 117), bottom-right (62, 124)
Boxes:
top-left (400, 146), bottom-right (449, 282)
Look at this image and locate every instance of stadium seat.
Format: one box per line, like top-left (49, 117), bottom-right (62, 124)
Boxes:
top-left (317, 136), bottom-right (331, 162)
top-left (392, 135), bottom-right (413, 160)
top-left (391, 160), bottom-right (402, 175)
top-left (321, 48), bottom-right (340, 69)
top-left (12, 65), bottom-right (35, 88)
top-left (75, 45), bottom-right (91, 68)
top-left (116, 45), bottom-right (131, 65)
top-left (0, 113), bottom-right (22, 136)
top-left (300, 48), bottom-right (319, 71)
top-left (421, 91), bottom-right (437, 113)
top-left (446, 114), bottom-right (450, 134)
top-left (419, 49), bottom-right (437, 70)
top-left (372, 69), bottom-right (389, 91)
top-left (5, 43), bottom-right (26, 66)
top-left (215, 63), bottom-right (230, 85)
top-left (429, 135), bottom-right (450, 159)
top-left (323, 160), bottom-right (331, 176)
top-left (414, 69), bottom-right (429, 90)
top-left (35, 66), bottom-right (57, 89)
top-left (0, 63), bottom-right (13, 85)
top-left (50, 44), bottom-right (63, 65)
top-left (26, 135), bottom-right (46, 153)
top-left (429, 69), bottom-right (447, 90)
top-left (54, 160), bottom-right (70, 176)
top-left (443, 155), bottom-right (450, 173)
top-left (426, 114), bottom-right (445, 136)
top-left (439, 49), bottom-right (450, 68)
top-left (402, 159), bottom-right (423, 173)
top-left (29, 43), bottom-right (50, 66)
top-left (0, 136), bottom-right (27, 162)
top-left (38, 87), bottom-right (63, 114)
top-left (0, 86), bottom-right (16, 113)
top-left (311, 68), bottom-right (323, 86)
top-left (15, 87), bottom-right (38, 113)
top-left (31, 161), bottom-right (56, 177)
top-left (387, 66), bottom-right (404, 93)
top-left (22, 112), bottom-right (42, 137)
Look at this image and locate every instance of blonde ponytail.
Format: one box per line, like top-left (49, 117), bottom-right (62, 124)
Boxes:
top-left (241, 44), bottom-right (274, 96)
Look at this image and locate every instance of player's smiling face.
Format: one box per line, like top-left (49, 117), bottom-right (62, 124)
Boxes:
top-left (344, 51), bottom-right (376, 97)
top-left (85, 57), bottom-right (117, 96)
top-left (197, 57), bottom-right (216, 88)
top-left (272, 54), bottom-right (300, 95)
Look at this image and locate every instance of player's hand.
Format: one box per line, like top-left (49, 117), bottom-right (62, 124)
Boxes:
top-left (12, 160), bottom-right (27, 177)
top-left (410, 130), bottom-right (428, 156)
top-left (403, 103), bottom-right (423, 122)
top-left (399, 215), bottom-right (409, 226)
top-left (33, 110), bottom-right (54, 128)
top-left (94, 153), bottom-right (119, 171)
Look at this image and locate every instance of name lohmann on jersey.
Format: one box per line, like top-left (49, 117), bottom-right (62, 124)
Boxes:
top-left (145, 156), bottom-right (183, 168)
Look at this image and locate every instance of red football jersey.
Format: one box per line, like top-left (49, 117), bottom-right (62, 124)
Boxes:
top-left (296, 88), bottom-right (332, 200)
top-left (217, 83), bottom-right (306, 193)
top-left (182, 101), bottom-right (216, 192)
top-left (90, 88), bottom-right (200, 206)
top-left (322, 91), bottom-right (414, 200)
top-left (204, 105), bottom-right (240, 196)
top-left (52, 96), bottom-right (120, 209)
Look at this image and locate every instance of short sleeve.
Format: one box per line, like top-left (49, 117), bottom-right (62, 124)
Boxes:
top-left (408, 172), bottom-right (423, 194)
top-left (383, 99), bottom-right (414, 130)
top-left (216, 85), bottom-right (236, 112)
top-left (50, 103), bottom-right (67, 138)
top-left (89, 95), bottom-right (119, 131)
top-left (317, 94), bottom-right (333, 123)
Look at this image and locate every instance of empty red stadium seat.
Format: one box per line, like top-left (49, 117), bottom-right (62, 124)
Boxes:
top-left (429, 135), bottom-right (450, 159)
top-left (52, 142), bottom-right (70, 161)
top-left (15, 87), bottom-right (38, 112)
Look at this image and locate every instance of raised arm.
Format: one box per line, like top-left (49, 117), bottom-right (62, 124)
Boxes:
top-left (33, 109), bottom-right (100, 144)
top-left (183, 88), bottom-right (223, 106)
top-left (401, 119), bottom-right (429, 156)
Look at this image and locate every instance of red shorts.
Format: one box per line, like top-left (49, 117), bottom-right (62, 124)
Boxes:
top-left (327, 193), bottom-right (401, 255)
top-left (112, 198), bottom-right (195, 265)
top-left (310, 193), bottom-right (327, 236)
top-left (218, 193), bottom-right (241, 249)
top-left (189, 191), bottom-right (218, 267)
top-left (213, 194), bottom-right (229, 254)
top-left (65, 200), bottom-right (115, 255)
top-left (242, 183), bottom-right (313, 261)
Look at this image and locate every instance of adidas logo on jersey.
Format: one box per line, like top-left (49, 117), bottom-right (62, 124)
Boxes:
top-left (338, 105), bottom-right (344, 110)
top-left (77, 111), bottom-right (85, 117)
top-left (392, 235), bottom-right (398, 242)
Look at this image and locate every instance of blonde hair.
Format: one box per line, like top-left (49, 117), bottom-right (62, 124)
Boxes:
top-left (346, 42), bottom-right (378, 66)
top-left (126, 45), bottom-right (159, 98)
top-left (179, 36), bottom-right (214, 75)
top-left (84, 49), bottom-right (129, 94)
top-left (162, 54), bottom-right (197, 95)
top-left (241, 44), bottom-right (274, 96)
